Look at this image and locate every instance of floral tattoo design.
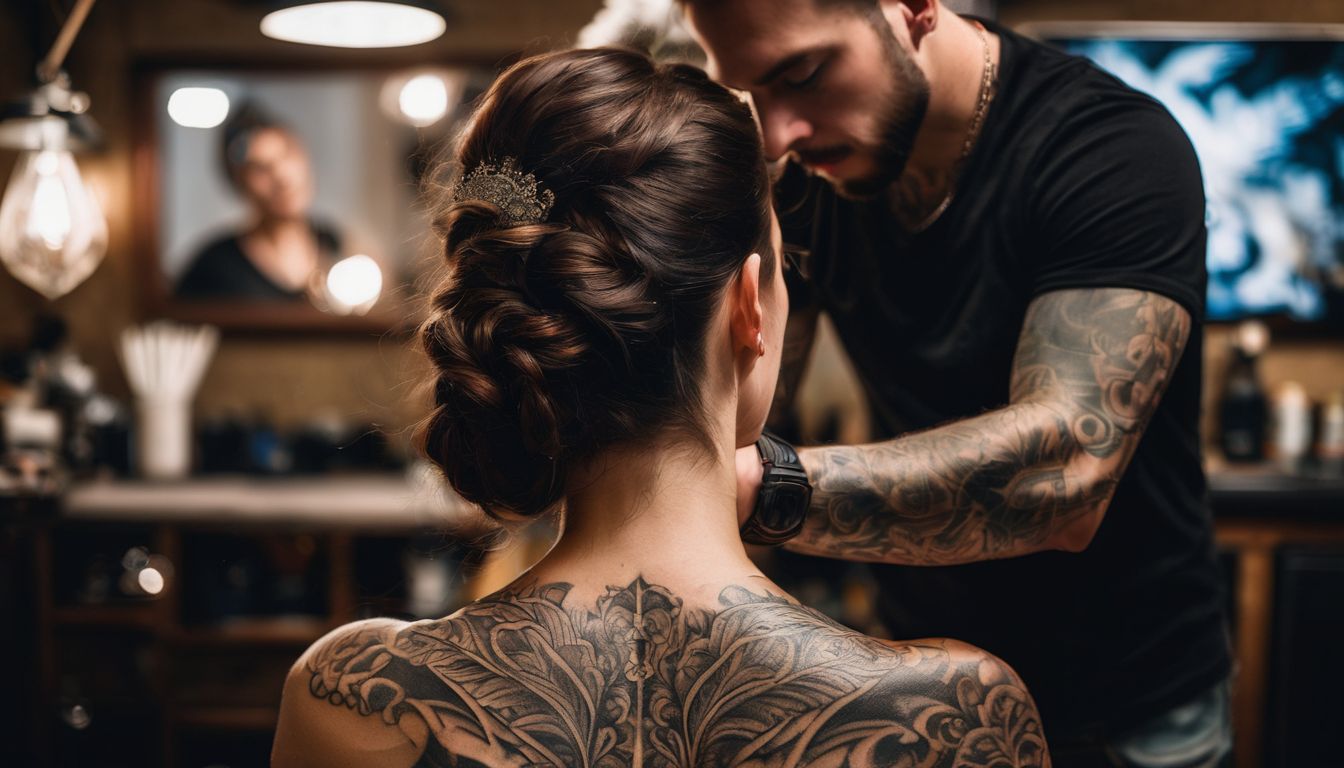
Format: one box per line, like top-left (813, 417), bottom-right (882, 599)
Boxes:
top-left (306, 578), bottom-right (1049, 767)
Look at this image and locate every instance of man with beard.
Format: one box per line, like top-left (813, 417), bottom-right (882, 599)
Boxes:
top-left (682, 0), bottom-right (1232, 765)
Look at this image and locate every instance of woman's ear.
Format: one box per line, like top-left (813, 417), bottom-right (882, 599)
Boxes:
top-left (729, 252), bottom-right (764, 356)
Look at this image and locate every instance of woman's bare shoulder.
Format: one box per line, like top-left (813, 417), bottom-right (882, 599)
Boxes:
top-left (708, 589), bottom-right (1052, 767)
top-left (272, 617), bottom-right (426, 768)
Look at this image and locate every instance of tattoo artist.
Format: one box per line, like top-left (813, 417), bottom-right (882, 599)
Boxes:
top-left (681, 1), bottom-right (1233, 765)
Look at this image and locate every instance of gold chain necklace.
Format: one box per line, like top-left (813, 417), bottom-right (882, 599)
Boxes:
top-left (906, 21), bottom-right (997, 234)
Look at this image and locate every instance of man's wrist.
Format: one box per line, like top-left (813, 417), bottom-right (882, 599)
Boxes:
top-left (739, 431), bottom-right (811, 546)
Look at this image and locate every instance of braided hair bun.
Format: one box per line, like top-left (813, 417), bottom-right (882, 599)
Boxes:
top-left (418, 47), bottom-right (773, 520)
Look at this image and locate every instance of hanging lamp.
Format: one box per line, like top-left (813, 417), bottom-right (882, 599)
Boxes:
top-left (260, 1), bottom-right (447, 48)
top-left (0, 0), bottom-right (108, 300)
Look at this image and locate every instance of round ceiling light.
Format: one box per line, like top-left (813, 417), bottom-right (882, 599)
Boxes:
top-left (260, 1), bottom-right (446, 48)
top-left (398, 74), bottom-right (449, 126)
top-left (166, 87), bottom-right (230, 129)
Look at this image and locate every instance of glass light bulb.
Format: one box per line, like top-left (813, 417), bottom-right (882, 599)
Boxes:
top-left (398, 74), bottom-right (449, 126)
top-left (0, 147), bottom-right (108, 299)
top-left (167, 87), bottom-right (231, 129)
top-left (29, 154), bottom-right (73, 249)
top-left (323, 254), bottom-right (382, 315)
top-left (137, 567), bottom-right (165, 595)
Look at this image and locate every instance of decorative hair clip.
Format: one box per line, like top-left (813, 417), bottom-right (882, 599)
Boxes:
top-left (453, 156), bottom-right (555, 225)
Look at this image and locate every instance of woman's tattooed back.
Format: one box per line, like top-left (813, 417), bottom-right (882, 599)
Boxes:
top-left (297, 578), bottom-right (1049, 767)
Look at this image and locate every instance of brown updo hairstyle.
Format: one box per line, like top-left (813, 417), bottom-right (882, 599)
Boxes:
top-left (417, 47), bottom-right (775, 522)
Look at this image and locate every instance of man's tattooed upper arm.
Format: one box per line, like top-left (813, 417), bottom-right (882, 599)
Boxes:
top-left (789, 287), bottom-right (1191, 564)
top-left (1011, 288), bottom-right (1191, 461)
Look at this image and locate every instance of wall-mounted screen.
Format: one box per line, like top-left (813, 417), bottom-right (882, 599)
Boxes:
top-left (1029, 23), bottom-right (1344, 328)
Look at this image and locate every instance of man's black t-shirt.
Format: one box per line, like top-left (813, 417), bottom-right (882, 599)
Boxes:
top-left (778, 20), bottom-right (1230, 739)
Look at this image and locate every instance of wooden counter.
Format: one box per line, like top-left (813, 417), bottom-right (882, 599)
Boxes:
top-left (1210, 465), bottom-right (1344, 768)
top-left (62, 471), bottom-right (475, 530)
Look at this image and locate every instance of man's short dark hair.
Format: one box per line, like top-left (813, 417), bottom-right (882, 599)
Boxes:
top-left (679, 0), bottom-right (886, 27)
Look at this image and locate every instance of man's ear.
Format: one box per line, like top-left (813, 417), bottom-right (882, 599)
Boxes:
top-left (730, 252), bottom-right (765, 355)
top-left (883, 0), bottom-right (938, 48)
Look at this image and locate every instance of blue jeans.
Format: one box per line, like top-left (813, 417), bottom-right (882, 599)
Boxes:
top-left (1052, 679), bottom-right (1234, 768)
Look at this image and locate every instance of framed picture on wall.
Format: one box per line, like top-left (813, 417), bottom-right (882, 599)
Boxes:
top-left (132, 60), bottom-right (501, 332)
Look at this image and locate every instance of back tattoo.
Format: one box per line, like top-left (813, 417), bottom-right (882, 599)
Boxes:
top-left (305, 578), bottom-right (1048, 767)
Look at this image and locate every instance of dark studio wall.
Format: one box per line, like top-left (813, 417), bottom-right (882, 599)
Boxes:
top-left (0, 0), bottom-right (1340, 451)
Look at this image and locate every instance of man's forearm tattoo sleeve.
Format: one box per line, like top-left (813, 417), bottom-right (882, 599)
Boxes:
top-left (789, 288), bottom-right (1191, 565)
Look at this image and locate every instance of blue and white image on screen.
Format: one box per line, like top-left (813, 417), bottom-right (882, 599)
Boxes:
top-left (1053, 37), bottom-right (1344, 324)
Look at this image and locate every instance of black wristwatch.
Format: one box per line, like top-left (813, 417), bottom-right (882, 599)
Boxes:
top-left (739, 430), bottom-right (812, 546)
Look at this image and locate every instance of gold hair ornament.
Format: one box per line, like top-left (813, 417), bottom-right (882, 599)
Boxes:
top-left (453, 156), bottom-right (555, 225)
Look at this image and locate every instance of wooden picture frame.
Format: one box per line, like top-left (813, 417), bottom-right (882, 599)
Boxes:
top-left (131, 57), bottom-right (502, 333)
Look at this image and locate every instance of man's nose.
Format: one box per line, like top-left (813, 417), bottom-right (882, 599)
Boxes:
top-left (757, 101), bottom-right (813, 162)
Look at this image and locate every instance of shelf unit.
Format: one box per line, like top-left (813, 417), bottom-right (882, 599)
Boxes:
top-left (23, 473), bottom-right (485, 768)
top-left (1208, 466), bottom-right (1344, 768)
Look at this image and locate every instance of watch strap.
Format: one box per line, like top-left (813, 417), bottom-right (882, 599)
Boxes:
top-left (740, 430), bottom-right (811, 546)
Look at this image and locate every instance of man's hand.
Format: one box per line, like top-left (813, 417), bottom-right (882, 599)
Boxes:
top-left (735, 443), bottom-right (764, 529)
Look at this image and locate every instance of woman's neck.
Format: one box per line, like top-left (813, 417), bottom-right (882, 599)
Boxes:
top-left (529, 432), bottom-right (759, 602)
top-left (242, 217), bottom-right (319, 290)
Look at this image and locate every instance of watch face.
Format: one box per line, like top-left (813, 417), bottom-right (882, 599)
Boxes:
top-left (759, 482), bottom-right (809, 530)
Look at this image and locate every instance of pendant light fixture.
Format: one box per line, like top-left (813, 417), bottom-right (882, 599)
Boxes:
top-left (260, 1), bottom-right (447, 49)
top-left (0, 0), bottom-right (108, 300)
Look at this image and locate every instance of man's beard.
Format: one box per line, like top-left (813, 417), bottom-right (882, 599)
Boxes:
top-left (834, 29), bottom-right (930, 201)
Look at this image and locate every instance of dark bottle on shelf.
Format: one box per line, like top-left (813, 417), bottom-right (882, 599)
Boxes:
top-left (1219, 345), bottom-right (1268, 462)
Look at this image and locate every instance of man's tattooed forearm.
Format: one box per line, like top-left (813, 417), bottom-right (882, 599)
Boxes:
top-left (794, 403), bottom-right (1110, 563)
top-left (307, 579), bottom-right (1048, 767)
top-left (791, 288), bottom-right (1191, 565)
